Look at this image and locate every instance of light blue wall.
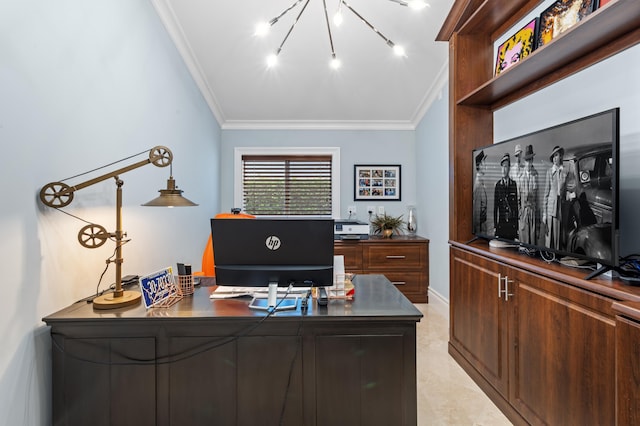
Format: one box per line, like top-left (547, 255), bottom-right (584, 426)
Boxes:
top-left (416, 86), bottom-right (450, 301)
top-left (495, 43), bottom-right (640, 258)
top-left (220, 129), bottom-right (417, 220)
top-left (0, 1), bottom-right (220, 424)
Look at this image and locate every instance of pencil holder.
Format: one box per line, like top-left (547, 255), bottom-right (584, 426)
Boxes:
top-left (178, 274), bottom-right (194, 296)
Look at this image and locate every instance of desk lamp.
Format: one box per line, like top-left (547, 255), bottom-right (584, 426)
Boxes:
top-left (39, 146), bottom-right (197, 309)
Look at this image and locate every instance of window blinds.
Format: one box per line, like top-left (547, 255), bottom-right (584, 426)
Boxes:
top-left (242, 155), bottom-right (332, 216)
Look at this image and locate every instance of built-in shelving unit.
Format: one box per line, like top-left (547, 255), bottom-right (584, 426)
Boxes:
top-left (438, 0), bottom-right (640, 244)
top-left (459, 0), bottom-right (640, 109)
top-left (438, 1), bottom-right (640, 424)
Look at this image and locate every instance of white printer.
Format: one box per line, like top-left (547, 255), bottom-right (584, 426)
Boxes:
top-left (334, 220), bottom-right (370, 240)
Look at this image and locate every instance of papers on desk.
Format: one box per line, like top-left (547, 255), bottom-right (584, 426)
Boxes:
top-left (209, 288), bottom-right (252, 299)
top-left (209, 286), bottom-right (310, 299)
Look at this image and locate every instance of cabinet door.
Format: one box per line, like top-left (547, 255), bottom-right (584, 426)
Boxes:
top-left (450, 248), bottom-right (508, 395)
top-left (314, 334), bottom-right (410, 425)
top-left (168, 335), bottom-right (303, 426)
top-left (52, 336), bottom-right (157, 426)
top-left (616, 316), bottom-right (640, 426)
top-left (168, 336), bottom-right (238, 425)
top-left (509, 268), bottom-right (616, 426)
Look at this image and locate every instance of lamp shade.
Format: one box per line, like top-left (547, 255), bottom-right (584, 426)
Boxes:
top-left (142, 177), bottom-right (198, 207)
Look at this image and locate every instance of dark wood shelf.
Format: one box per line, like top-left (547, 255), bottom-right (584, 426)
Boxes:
top-left (457, 0), bottom-right (537, 36)
top-left (457, 0), bottom-right (640, 109)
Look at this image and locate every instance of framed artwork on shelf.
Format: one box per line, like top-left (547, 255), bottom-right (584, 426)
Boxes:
top-left (537, 0), bottom-right (596, 48)
top-left (495, 18), bottom-right (539, 75)
top-left (354, 164), bottom-right (401, 201)
top-left (597, 0), bottom-right (612, 7)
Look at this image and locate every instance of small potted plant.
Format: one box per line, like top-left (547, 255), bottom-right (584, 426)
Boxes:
top-left (370, 213), bottom-right (405, 238)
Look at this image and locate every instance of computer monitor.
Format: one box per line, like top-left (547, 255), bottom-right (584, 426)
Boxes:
top-left (210, 218), bottom-right (334, 311)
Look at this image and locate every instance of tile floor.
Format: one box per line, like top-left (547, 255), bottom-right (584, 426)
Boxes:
top-left (414, 297), bottom-right (513, 425)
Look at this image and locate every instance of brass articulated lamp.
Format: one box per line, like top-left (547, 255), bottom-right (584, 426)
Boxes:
top-left (39, 145), bottom-right (197, 310)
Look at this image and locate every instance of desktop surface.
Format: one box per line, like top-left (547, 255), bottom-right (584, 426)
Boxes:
top-left (44, 274), bottom-right (422, 322)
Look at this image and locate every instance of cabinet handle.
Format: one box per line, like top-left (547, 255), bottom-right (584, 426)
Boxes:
top-left (386, 255), bottom-right (406, 259)
top-left (498, 274), bottom-right (515, 301)
top-left (391, 281), bottom-right (406, 285)
top-left (504, 278), bottom-right (514, 301)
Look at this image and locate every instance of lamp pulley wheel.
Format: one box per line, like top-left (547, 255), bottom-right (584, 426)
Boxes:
top-left (150, 146), bottom-right (173, 167)
top-left (78, 224), bottom-right (109, 248)
top-left (40, 182), bottom-right (74, 208)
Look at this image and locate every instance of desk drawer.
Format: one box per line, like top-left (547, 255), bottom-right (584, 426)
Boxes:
top-left (381, 272), bottom-right (423, 293)
top-left (363, 244), bottom-right (426, 270)
top-left (334, 243), bottom-right (363, 270)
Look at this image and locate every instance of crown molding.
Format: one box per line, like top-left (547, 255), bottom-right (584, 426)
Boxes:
top-left (149, 0), bottom-right (226, 125)
top-left (220, 120), bottom-right (417, 131)
top-left (411, 60), bottom-right (449, 126)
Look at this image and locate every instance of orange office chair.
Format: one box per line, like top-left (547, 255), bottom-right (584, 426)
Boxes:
top-left (196, 210), bottom-right (255, 277)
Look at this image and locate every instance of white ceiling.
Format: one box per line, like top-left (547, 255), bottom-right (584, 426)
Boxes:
top-left (151, 0), bottom-right (454, 130)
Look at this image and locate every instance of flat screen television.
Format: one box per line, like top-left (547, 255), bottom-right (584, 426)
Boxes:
top-left (211, 218), bottom-right (334, 310)
top-left (472, 108), bottom-right (619, 279)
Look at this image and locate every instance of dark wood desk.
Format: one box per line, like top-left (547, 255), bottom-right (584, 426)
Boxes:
top-left (44, 275), bottom-right (422, 426)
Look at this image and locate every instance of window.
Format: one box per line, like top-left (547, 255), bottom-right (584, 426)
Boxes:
top-left (234, 147), bottom-right (340, 217)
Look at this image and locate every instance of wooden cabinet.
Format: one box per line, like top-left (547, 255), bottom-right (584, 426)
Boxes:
top-left (449, 248), bottom-right (509, 398)
top-left (440, 1), bottom-right (640, 424)
top-left (613, 302), bottom-right (640, 426)
top-left (451, 245), bottom-right (620, 425)
top-left (334, 235), bottom-right (429, 303)
top-left (509, 264), bottom-right (617, 426)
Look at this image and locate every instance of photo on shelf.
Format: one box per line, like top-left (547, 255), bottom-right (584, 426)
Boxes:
top-left (537, 0), bottom-right (597, 48)
top-left (495, 17), bottom-right (539, 75)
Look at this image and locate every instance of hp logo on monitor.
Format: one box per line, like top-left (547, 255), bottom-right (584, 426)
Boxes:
top-left (265, 235), bottom-right (281, 250)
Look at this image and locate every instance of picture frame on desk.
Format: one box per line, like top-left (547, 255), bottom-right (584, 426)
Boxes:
top-left (354, 164), bottom-right (401, 201)
top-left (537, 0), bottom-right (597, 48)
top-left (495, 18), bottom-right (539, 75)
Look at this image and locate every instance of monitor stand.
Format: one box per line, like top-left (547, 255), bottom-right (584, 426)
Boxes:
top-left (465, 236), bottom-right (481, 245)
top-left (584, 264), bottom-right (617, 281)
top-left (488, 239), bottom-right (519, 248)
top-left (249, 282), bottom-right (298, 312)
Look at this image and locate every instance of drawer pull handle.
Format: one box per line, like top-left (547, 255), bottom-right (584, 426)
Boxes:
top-left (386, 255), bottom-right (406, 259)
top-left (392, 281), bottom-right (406, 285)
